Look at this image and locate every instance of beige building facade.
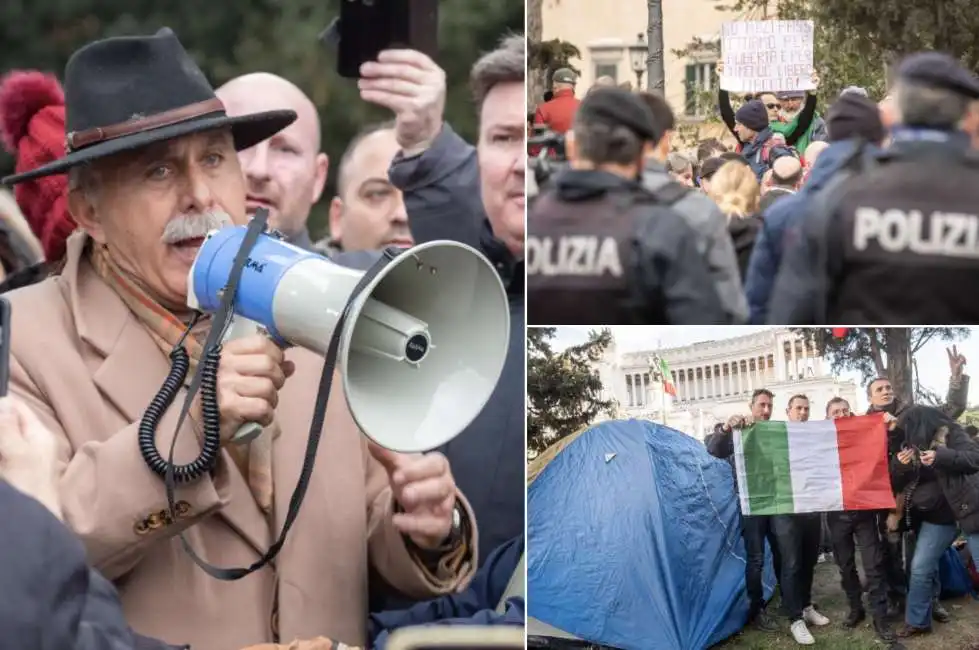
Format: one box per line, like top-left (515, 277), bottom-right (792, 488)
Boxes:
top-left (541, 0), bottom-right (774, 139)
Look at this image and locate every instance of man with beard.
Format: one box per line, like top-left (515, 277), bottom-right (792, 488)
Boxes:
top-left (868, 345), bottom-right (969, 624)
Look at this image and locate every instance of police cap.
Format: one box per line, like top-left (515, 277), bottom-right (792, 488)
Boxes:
top-left (575, 87), bottom-right (658, 142)
top-left (897, 51), bottom-right (979, 99)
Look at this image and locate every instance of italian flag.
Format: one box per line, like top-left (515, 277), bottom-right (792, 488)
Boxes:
top-left (659, 358), bottom-right (676, 397)
top-left (732, 414), bottom-right (895, 516)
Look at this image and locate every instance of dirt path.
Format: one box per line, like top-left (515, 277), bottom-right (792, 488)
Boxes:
top-left (715, 559), bottom-right (979, 650)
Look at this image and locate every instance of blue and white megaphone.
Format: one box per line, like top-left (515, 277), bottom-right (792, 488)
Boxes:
top-left (187, 226), bottom-right (510, 453)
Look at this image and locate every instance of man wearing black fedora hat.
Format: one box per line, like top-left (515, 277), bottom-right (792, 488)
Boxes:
top-left (0, 28), bottom-right (475, 650)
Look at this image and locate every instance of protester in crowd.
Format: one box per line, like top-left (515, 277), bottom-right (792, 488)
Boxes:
top-left (705, 389), bottom-right (782, 633)
top-left (890, 406), bottom-right (979, 639)
top-left (666, 152), bottom-right (694, 186)
top-left (324, 121), bottom-right (414, 253)
top-left (802, 140), bottom-right (828, 174)
top-left (0, 29), bottom-right (475, 650)
top-left (534, 67), bottom-right (579, 134)
top-left (704, 160), bottom-right (762, 280)
top-left (359, 36), bottom-right (527, 606)
top-left (528, 87), bottom-right (727, 324)
top-left (215, 73), bottom-right (328, 250)
top-left (744, 91), bottom-right (886, 324)
top-left (637, 91), bottom-right (747, 324)
top-left (592, 75), bottom-right (615, 89)
top-left (759, 156), bottom-right (803, 212)
top-left (824, 397), bottom-right (898, 646)
top-left (774, 89), bottom-right (826, 153)
top-left (769, 51), bottom-right (979, 324)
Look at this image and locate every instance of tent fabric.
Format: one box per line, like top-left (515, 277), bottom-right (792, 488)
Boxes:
top-left (528, 419), bottom-right (776, 650)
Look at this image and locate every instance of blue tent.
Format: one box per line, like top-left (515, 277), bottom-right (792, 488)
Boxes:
top-left (528, 419), bottom-right (776, 650)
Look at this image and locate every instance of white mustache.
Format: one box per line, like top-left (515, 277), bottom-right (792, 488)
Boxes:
top-left (161, 210), bottom-right (233, 244)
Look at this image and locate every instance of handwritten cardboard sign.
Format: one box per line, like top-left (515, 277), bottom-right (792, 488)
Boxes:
top-left (721, 20), bottom-right (814, 93)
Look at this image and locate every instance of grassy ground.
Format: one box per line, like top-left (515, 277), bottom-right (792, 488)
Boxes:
top-left (714, 559), bottom-right (979, 650)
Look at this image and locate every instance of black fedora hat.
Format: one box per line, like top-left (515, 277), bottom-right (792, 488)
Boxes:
top-left (2, 28), bottom-right (297, 186)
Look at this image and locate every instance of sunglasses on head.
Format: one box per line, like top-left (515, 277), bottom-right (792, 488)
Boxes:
top-left (766, 103), bottom-right (781, 110)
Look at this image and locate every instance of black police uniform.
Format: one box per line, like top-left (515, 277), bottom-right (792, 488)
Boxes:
top-left (527, 169), bottom-right (728, 324)
top-left (769, 52), bottom-right (979, 325)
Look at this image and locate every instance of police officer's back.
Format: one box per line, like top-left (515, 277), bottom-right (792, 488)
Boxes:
top-left (770, 52), bottom-right (979, 325)
top-left (527, 87), bottom-right (728, 325)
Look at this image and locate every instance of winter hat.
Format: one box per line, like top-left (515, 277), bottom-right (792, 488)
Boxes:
top-left (826, 92), bottom-right (885, 144)
top-left (0, 71), bottom-right (74, 262)
top-left (735, 99), bottom-right (769, 132)
top-left (776, 90), bottom-right (806, 100)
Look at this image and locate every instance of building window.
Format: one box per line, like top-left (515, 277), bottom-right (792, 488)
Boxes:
top-left (594, 63), bottom-right (617, 84)
top-left (684, 61), bottom-right (717, 117)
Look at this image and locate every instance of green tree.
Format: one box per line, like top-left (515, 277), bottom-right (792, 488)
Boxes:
top-left (794, 328), bottom-right (968, 405)
top-left (527, 327), bottom-right (615, 458)
top-left (527, 39), bottom-right (582, 108)
top-left (0, 0), bottom-right (523, 236)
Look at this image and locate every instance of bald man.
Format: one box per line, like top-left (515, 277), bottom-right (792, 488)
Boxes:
top-left (803, 141), bottom-right (829, 170)
top-left (216, 73), bottom-right (329, 248)
top-left (323, 122), bottom-right (413, 253)
top-left (759, 156), bottom-right (803, 212)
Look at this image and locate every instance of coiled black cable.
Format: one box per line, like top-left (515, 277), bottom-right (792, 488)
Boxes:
top-left (138, 336), bottom-right (224, 483)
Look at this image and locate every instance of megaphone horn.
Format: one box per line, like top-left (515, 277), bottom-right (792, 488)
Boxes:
top-left (187, 227), bottom-right (510, 453)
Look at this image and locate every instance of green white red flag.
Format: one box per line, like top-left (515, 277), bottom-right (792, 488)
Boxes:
top-left (732, 414), bottom-right (895, 515)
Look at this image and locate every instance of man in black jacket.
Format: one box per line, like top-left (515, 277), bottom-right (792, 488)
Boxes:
top-left (527, 87), bottom-right (727, 324)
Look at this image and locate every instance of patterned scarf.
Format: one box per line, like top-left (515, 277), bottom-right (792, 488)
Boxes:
top-left (88, 241), bottom-right (274, 512)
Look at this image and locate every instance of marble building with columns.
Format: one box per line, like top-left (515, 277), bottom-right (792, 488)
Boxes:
top-left (592, 329), bottom-right (859, 441)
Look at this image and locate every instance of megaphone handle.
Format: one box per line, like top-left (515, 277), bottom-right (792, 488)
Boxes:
top-left (222, 316), bottom-right (267, 446)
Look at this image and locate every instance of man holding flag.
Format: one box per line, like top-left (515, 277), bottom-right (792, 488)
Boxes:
top-left (824, 397), bottom-right (899, 646)
top-left (730, 398), bottom-right (895, 645)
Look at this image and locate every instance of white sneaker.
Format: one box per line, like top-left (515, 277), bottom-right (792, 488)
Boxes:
top-left (803, 605), bottom-right (831, 626)
top-left (790, 620), bottom-right (815, 645)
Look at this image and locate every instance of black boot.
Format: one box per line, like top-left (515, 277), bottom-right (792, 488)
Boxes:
top-left (886, 595), bottom-right (904, 621)
top-left (932, 599), bottom-right (951, 623)
top-left (751, 608), bottom-right (779, 632)
top-left (843, 607), bottom-right (866, 629)
top-left (874, 618), bottom-right (896, 643)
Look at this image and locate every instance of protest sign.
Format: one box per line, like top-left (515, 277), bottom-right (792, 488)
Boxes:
top-left (720, 20), bottom-right (814, 93)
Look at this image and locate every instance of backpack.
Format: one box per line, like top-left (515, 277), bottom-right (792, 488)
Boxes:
top-left (939, 544), bottom-right (979, 599)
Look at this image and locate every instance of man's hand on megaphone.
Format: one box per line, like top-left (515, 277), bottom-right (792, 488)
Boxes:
top-left (358, 49), bottom-right (446, 155)
top-left (367, 440), bottom-right (456, 550)
top-left (216, 336), bottom-right (296, 442)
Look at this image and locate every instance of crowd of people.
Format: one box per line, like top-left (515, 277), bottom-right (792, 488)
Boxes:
top-left (527, 51), bottom-right (979, 326)
top-left (706, 348), bottom-right (978, 648)
top-left (0, 24), bottom-right (525, 650)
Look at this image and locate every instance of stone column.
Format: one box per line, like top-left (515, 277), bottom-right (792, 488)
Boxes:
top-left (760, 355), bottom-right (767, 385)
top-left (790, 338), bottom-right (798, 380)
top-left (712, 365), bottom-right (719, 398)
top-left (776, 338), bottom-right (785, 381)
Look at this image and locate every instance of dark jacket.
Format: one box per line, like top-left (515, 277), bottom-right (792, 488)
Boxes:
top-left (890, 407), bottom-right (979, 532)
top-left (384, 124), bottom-right (524, 606)
top-left (727, 213), bottom-right (762, 281)
top-left (529, 169), bottom-right (729, 324)
top-left (769, 131), bottom-right (979, 325)
top-left (745, 139), bottom-right (876, 323)
top-left (0, 480), bottom-right (184, 650)
top-left (642, 161), bottom-right (747, 322)
top-left (368, 536), bottom-right (524, 649)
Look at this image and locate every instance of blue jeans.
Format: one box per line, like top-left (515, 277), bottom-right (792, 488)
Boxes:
top-left (905, 522), bottom-right (979, 628)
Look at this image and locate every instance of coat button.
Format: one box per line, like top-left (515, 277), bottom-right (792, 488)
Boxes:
top-left (962, 503), bottom-right (970, 511)
top-left (147, 512), bottom-right (163, 529)
top-left (134, 519), bottom-right (150, 535)
top-left (175, 501), bottom-right (192, 517)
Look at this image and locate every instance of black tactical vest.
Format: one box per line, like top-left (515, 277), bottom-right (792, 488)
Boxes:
top-left (527, 183), bottom-right (686, 324)
top-left (830, 149), bottom-right (979, 324)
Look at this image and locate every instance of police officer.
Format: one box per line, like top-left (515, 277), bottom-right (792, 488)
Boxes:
top-left (770, 51), bottom-right (979, 324)
top-left (527, 87), bottom-right (728, 324)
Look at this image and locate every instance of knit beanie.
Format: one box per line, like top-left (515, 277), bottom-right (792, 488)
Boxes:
top-left (0, 71), bottom-right (75, 262)
top-left (735, 99), bottom-right (769, 132)
top-left (826, 92), bottom-right (885, 144)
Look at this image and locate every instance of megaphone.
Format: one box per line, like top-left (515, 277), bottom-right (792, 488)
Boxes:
top-left (187, 226), bottom-right (510, 453)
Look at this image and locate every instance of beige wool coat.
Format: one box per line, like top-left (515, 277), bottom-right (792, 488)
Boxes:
top-left (5, 233), bottom-right (476, 650)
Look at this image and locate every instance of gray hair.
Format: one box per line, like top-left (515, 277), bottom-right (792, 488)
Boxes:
top-left (666, 152), bottom-right (692, 174)
top-left (894, 80), bottom-right (971, 129)
top-left (67, 164), bottom-right (102, 205)
top-left (470, 34), bottom-right (525, 111)
top-left (572, 120), bottom-right (645, 166)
